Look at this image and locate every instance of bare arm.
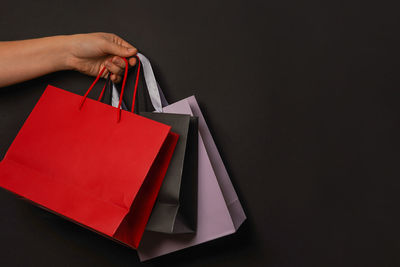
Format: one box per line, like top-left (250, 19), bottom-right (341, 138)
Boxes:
top-left (0, 32), bottom-right (138, 87)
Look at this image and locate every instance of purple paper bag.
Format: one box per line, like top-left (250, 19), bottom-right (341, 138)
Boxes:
top-left (112, 54), bottom-right (246, 261)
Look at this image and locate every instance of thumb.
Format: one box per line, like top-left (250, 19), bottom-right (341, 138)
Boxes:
top-left (103, 41), bottom-right (137, 58)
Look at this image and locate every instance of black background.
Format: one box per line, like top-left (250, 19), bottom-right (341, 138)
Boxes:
top-left (1, 0), bottom-right (400, 266)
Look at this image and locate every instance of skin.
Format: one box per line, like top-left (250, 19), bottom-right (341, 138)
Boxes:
top-left (0, 32), bottom-right (138, 87)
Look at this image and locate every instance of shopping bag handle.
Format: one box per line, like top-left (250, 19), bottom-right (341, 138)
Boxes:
top-left (79, 56), bottom-right (141, 122)
top-left (97, 74), bottom-right (111, 102)
top-left (137, 53), bottom-right (163, 112)
top-left (110, 53), bottom-right (168, 112)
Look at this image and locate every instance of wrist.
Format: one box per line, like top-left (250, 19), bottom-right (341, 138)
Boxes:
top-left (39, 35), bottom-right (75, 72)
top-left (54, 34), bottom-right (78, 71)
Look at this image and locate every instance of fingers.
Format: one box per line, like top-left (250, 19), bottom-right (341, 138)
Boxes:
top-left (101, 33), bottom-right (138, 58)
top-left (128, 57), bottom-right (137, 67)
top-left (110, 73), bottom-right (121, 84)
top-left (104, 56), bottom-right (138, 83)
top-left (99, 65), bottom-right (109, 79)
top-left (104, 42), bottom-right (136, 58)
top-left (104, 60), bottom-right (122, 83)
top-left (110, 56), bottom-right (127, 69)
top-left (114, 35), bottom-right (136, 51)
top-left (105, 56), bottom-right (131, 83)
top-left (100, 32), bottom-right (135, 50)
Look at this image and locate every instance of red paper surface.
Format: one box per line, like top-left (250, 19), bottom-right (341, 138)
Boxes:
top-left (0, 85), bottom-right (178, 248)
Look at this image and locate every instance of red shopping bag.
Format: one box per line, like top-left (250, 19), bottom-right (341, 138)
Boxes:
top-left (0, 58), bottom-right (179, 249)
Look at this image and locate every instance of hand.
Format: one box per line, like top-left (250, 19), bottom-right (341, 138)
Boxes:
top-left (65, 32), bottom-right (138, 83)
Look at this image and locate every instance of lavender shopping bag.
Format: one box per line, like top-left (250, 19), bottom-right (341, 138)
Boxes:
top-left (112, 54), bottom-right (246, 260)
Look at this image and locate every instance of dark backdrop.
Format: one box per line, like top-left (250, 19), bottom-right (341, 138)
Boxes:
top-left (1, 1), bottom-right (400, 266)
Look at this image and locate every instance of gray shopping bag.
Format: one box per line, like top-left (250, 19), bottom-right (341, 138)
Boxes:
top-left (111, 62), bottom-right (198, 234)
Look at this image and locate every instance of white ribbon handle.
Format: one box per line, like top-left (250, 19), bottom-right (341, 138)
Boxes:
top-left (158, 82), bottom-right (169, 107)
top-left (137, 53), bottom-right (163, 112)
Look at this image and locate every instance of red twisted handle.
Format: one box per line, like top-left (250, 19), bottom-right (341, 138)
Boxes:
top-left (79, 56), bottom-right (141, 122)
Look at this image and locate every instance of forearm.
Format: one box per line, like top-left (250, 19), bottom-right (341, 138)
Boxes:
top-left (0, 35), bottom-right (71, 87)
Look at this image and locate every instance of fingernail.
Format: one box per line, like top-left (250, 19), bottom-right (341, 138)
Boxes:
top-left (128, 48), bottom-right (137, 53)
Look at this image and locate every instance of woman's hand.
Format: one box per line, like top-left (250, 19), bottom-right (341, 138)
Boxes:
top-left (0, 32), bottom-right (137, 87)
top-left (65, 33), bottom-right (138, 83)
